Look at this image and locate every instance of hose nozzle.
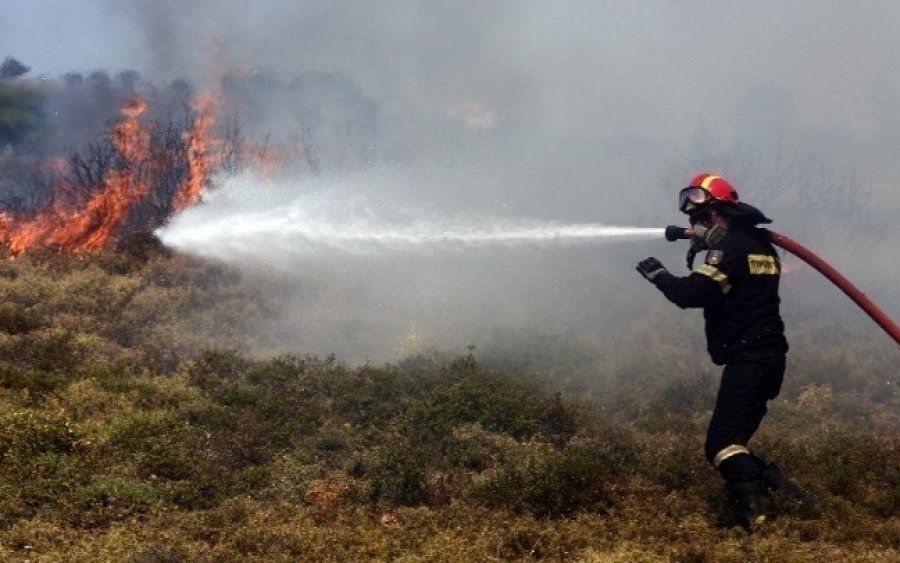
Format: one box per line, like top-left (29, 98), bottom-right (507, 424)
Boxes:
top-left (665, 225), bottom-right (694, 241)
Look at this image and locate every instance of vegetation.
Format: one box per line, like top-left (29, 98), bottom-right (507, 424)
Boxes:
top-left (0, 246), bottom-right (897, 561)
top-left (0, 80), bottom-right (44, 149)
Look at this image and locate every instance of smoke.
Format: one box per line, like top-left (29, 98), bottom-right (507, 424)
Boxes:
top-left (4, 0), bottom-right (900, 360)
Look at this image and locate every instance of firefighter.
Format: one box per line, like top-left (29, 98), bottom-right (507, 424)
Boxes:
top-left (635, 173), bottom-right (812, 530)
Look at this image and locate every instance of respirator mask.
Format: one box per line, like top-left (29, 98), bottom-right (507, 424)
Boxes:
top-left (684, 208), bottom-right (725, 269)
top-left (689, 209), bottom-right (726, 247)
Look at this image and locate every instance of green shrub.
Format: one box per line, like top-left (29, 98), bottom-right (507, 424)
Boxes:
top-left (469, 444), bottom-right (618, 518)
top-left (792, 430), bottom-right (900, 517)
top-left (0, 328), bottom-right (103, 373)
top-left (67, 477), bottom-right (162, 527)
top-left (0, 249), bottom-right (896, 558)
top-left (475, 330), bottom-right (601, 391)
top-left (328, 366), bottom-right (406, 428)
top-left (0, 409), bottom-right (76, 462)
top-left (59, 377), bottom-right (131, 423)
top-left (367, 438), bottom-right (432, 507)
top-left (107, 411), bottom-right (199, 480)
top-left (443, 423), bottom-right (520, 472)
top-left (636, 432), bottom-right (709, 493)
top-left (0, 362), bottom-right (66, 401)
top-left (404, 363), bottom-right (556, 448)
top-left (185, 349), bottom-right (249, 394)
top-left (0, 303), bottom-right (45, 334)
top-left (204, 415), bottom-right (273, 470)
top-left (637, 370), bottom-right (716, 434)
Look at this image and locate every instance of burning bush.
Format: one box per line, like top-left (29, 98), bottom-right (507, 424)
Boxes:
top-left (0, 95), bottom-right (213, 254)
top-left (0, 61), bottom-right (378, 257)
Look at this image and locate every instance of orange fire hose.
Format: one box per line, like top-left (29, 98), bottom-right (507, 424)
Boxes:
top-left (669, 226), bottom-right (900, 345)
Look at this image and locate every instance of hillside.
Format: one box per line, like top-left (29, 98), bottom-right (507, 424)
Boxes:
top-left (0, 246), bottom-right (897, 561)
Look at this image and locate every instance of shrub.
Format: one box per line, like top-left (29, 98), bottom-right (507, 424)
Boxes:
top-left (404, 363), bottom-right (555, 448)
top-left (0, 302), bottom-right (45, 334)
top-left (185, 349), bottom-right (249, 394)
top-left (0, 248), bottom-right (897, 558)
top-left (795, 430), bottom-right (900, 517)
top-left (0, 327), bottom-right (105, 373)
top-left (0, 409), bottom-right (76, 462)
top-left (106, 411), bottom-right (199, 480)
top-left (0, 362), bottom-right (66, 401)
top-left (469, 444), bottom-right (618, 518)
top-left (367, 439), bottom-right (432, 507)
top-left (328, 366), bottom-right (406, 428)
top-left (636, 432), bottom-right (709, 493)
top-left (66, 477), bottom-right (162, 527)
top-left (444, 423), bottom-right (520, 472)
top-left (60, 378), bottom-right (131, 423)
top-left (637, 370), bottom-right (716, 434)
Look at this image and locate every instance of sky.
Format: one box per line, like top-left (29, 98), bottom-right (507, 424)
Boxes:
top-left (5, 1), bottom-right (900, 137)
top-left (2, 0), bottom-right (899, 360)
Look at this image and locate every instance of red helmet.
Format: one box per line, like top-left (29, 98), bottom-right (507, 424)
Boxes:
top-left (679, 173), bottom-right (740, 214)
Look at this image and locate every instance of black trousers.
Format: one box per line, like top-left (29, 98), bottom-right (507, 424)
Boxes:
top-left (705, 359), bottom-right (785, 483)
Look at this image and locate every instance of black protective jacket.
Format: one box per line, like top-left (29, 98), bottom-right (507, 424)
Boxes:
top-left (652, 227), bottom-right (789, 365)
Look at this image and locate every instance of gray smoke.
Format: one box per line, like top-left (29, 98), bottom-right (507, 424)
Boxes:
top-left (5, 0), bottom-right (899, 361)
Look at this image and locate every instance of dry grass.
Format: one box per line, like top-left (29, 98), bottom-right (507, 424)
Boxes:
top-left (0, 246), bottom-right (897, 561)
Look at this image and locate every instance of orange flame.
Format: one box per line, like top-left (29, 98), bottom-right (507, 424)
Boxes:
top-left (0, 76), bottom-right (298, 256)
top-left (0, 91), bottom-right (223, 256)
top-left (0, 97), bottom-right (156, 254)
top-left (173, 92), bottom-right (218, 211)
top-left (51, 97), bottom-right (153, 251)
top-left (240, 133), bottom-right (306, 180)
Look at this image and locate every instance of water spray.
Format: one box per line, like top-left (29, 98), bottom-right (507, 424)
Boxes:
top-left (665, 225), bottom-right (900, 345)
top-left (156, 176), bottom-right (664, 258)
top-left (161, 219), bottom-right (664, 255)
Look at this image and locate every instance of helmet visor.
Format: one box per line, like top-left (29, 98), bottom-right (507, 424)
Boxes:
top-left (678, 186), bottom-right (711, 213)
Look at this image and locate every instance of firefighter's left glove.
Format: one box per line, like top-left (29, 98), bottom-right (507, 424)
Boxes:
top-left (636, 257), bottom-right (668, 283)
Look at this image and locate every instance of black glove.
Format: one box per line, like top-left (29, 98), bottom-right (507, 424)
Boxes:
top-left (636, 257), bottom-right (668, 283)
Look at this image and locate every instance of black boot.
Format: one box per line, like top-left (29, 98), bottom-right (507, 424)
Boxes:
top-left (727, 480), bottom-right (768, 531)
top-left (762, 463), bottom-right (820, 507)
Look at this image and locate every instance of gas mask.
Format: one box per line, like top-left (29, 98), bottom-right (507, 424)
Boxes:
top-left (691, 222), bottom-right (726, 247)
top-left (685, 210), bottom-right (726, 268)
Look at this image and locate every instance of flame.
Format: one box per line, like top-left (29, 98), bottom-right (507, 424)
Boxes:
top-left (0, 97), bottom-right (155, 254)
top-left (0, 91), bottom-right (224, 256)
top-left (173, 92), bottom-right (218, 212)
top-left (243, 142), bottom-right (283, 179)
top-left (50, 97), bottom-right (153, 251)
top-left (0, 75), bottom-right (297, 256)
top-left (242, 138), bottom-right (305, 180)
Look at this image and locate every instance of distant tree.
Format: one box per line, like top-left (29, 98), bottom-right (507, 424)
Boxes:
top-left (87, 70), bottom-right (112, 90)
top-left (0, 56), bottom-right (29, 79)
top-left (221, 67), bottom-right (377, 175)
top-left (117, 70), bottom-right (142, 92)
top-left (0, 81), bottom-right (44, 147)
top-left (64, 72), bottom-right (84, 87)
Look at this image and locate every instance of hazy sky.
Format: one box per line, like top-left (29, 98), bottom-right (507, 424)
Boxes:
top-left (5, 1), bottom-right (900, 140)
